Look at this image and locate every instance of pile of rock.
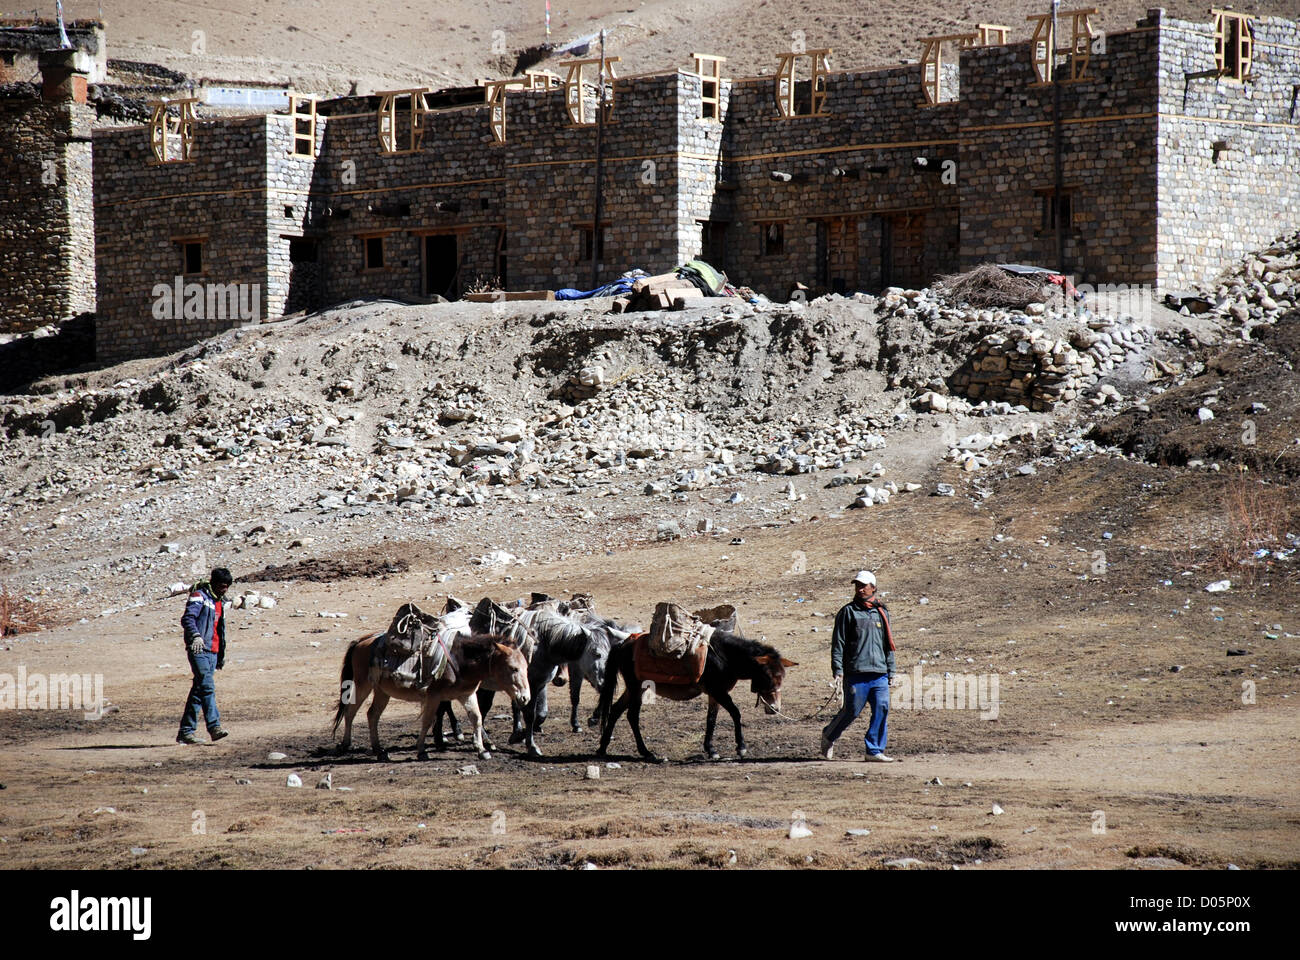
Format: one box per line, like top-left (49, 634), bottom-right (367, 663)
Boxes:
top-left (948, 320), bottom-right (1155, 411)
top-left (1204, 230), bottom-right (1300, 326)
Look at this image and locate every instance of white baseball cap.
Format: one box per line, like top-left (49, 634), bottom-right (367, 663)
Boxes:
top-left (852, 570), bottom-right (876, 586)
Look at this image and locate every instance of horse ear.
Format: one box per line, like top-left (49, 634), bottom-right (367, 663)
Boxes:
top-left (754, 654), bottom-right (772, 665)
top-left (780, 658), bottom-right (797, 668)
top-left (493, 642), bottom-right (513, 656)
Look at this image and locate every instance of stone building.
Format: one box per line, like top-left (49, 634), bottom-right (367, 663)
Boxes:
top-left (28, 9), bottom-right (1300, 361)
top-left (0, 32), bottom-right (100, 334)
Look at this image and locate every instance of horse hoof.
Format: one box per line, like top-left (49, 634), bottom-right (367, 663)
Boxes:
top-left (483, 739), bottom-right (496, 752)
top-left (376, 751), bottom-right (390, 763)
top-left (508, 732), bottom-right (525, 745)
top-left (455, 732), bottom-right (466, 742)
top-left (738, 748), bottom-right (749, 759)
top-left (571, 723), bottom-right (581, 733)
top-left (418, 750), bottom-right (429, 761)
top-left (707, 751), bottom-right (720, 761)
top-left (595, 747), bottom-right (608, 758)
top-left (479, 750), bottom-right (492, 760)
top-left (335, 745), bottom-right (348, 756)
top-left (527, 744), bottom-right (544, 758)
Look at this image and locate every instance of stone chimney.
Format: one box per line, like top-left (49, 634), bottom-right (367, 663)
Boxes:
top-left (39, 49), bottom-right (92, 103)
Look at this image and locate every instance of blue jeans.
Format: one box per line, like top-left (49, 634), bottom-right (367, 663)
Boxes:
top-left (822, 672), bottom-right (889, 755)
top-left (179, 650), bottom-right (220, 736)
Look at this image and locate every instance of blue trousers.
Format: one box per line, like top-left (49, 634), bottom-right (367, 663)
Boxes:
top-left (179, 650), bottom-right (221, 736)
top-left (822, 672), bottom-right (890, 755)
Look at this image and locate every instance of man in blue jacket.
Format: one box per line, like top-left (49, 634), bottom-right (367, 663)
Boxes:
top-left (177, 567), bottom-right (233, 744)
top-left (820, 570), bottom-right (898, 762)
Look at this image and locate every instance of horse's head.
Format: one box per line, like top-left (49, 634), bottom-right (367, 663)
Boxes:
top-left (577, 623), bottom-right (615, 690)
top-left (751, 653), bottom-right (797, 715)
top-left (491, 641), bottom-right (530, 708)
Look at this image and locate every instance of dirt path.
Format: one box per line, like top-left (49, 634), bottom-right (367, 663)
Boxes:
top-left (3, 452), bottom-right (1297, 869)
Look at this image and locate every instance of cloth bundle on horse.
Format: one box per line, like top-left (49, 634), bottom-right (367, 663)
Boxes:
top-left (633, 602), bottom-right (715, 686)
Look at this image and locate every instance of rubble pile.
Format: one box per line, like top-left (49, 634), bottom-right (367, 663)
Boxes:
top-left (1201, 230), bottom-right (1300, 328)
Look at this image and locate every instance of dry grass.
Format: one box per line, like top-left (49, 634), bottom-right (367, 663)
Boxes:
top-left (1207, 474), bottom-right (1299, 584)
top-left (0, 584), bottom-right (49, 636)
top-left (934, 264), bottom-right (1051, 310)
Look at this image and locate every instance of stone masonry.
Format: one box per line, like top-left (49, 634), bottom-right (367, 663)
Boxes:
top-left (9, 8), bottom-right (1295, 361)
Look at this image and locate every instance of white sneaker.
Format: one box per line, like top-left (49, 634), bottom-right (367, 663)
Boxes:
top-left (819, 734), bottom-right (834, 760)
top-left (864, 752), bottom-right (896, 763)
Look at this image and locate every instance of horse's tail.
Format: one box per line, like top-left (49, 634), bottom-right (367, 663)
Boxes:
top-left (597, 637), bottom-right (630, 734)
top-left (332, 636), bottom-right (365, 736)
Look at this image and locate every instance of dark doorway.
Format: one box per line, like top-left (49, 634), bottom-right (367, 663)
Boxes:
top-left (882, 212), bottom-right (927, 289)
top-left (698, 219), bottom-right (728, 270)
top-left (424, 234), bottom-right (459, 299)
top-left (817, 216), bottom-right (859, 294)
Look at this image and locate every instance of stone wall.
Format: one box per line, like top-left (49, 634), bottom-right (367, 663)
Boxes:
top-left (1155, 12), bottom-right (1300, 292)
top-left (957, 24), bottom-right (1161, 287)
top-left (0, 90), bottom-right (96, 333)
top-left (310, 98), bottom-right (504, 304)
top-left (94, 116), bottom-right (270, 362)
top-left (722, 63), bottom-right (962, 297)
top-left (502, 73), bottom-right (684, 290)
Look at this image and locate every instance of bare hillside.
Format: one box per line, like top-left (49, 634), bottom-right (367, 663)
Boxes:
top-left (56, 0), bottom-right (1300, 97)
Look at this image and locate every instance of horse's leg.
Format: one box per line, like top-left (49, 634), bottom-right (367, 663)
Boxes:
top-left (588, 679), bottom-right (604, 729)
top-left (367, 688), bottom-right (391, 762)
top-left (463, 693), bottom-right (489, 760)
top-left (523, 663), bottom-right (553, 758)
top-left (507, 694), bottom-right (525, 745)
top-left (704, 696), bottom-right (721, 761)
top-left (569, 672), bottom-right (583, 732)
top-left (437, 699), bottom-right (463, 742)
top-left (416, 695), bottom-right (440, 760)
top-left (596, 689), bottom-right (629, 756)
top-left (476, 688), bottom-right (496, 752)
top-left (626, 682), bottom-right (662, 763)
top-left (340, 670), bottom-right (371, 755)
top-left (712, 689), bottom-right (747, 758)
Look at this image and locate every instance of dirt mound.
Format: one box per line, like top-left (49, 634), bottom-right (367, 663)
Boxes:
top-left (1088, 315), bottom-right (1300, 479)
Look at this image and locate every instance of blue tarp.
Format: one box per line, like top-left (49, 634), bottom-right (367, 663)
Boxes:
top-left (555, 269), bottom-right (649, 301)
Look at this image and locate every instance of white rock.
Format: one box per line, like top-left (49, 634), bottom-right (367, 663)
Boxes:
top-left (1197, 407), bottom-right (1215, 423)
top-left (1205, 580), bottom-right (1231, 593)
top-left (286, 774), bottom-right (303, 788)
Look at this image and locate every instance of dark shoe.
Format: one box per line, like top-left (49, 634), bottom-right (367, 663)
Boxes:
top-left (209, 727), bottom-right (229, 742)
top-left (177, 732), bottom-right (200, 745)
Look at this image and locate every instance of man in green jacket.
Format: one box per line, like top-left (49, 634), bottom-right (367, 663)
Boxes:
top-left (820, 570), bottom-right (897, 762)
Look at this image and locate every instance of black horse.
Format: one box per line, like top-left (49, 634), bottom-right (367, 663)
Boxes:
top-left (595, 630), bottom-right (796, 763)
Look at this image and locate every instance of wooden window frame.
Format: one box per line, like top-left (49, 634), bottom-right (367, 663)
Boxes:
top-left (173, 235), bottom-right (208, 277)
top-left (758, 220), bottom-right (787, 257)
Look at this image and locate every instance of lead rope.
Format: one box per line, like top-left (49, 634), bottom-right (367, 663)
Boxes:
top-left (756, 680), bottom-right (842, 722)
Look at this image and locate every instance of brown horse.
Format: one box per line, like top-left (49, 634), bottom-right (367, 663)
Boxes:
top-left (332, 630), bottom-right (529, 761)
top-left (596, 629), bottom-right (795, 762)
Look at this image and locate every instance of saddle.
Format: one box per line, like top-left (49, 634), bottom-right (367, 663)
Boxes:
top-left (370, 602), bottom-right (452, 689)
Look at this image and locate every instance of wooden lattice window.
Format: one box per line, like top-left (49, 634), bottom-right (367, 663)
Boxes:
top-left (1026, 8), bottom-right (1098, 85)
top-left (774, 50), bottom-right (831, 117)
top-left (563, 57), bottom-right (620, 125)
top-left (692, 53), bottom-right (726, 120)
top-left (148, 98), bottom-right (198, 163)
top-left (377, 89), bottom-right (427, 154)
top-left (1213, 10), bottom-right (1253, 82)
top-left (288, 94), bottom-right (317, 156)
